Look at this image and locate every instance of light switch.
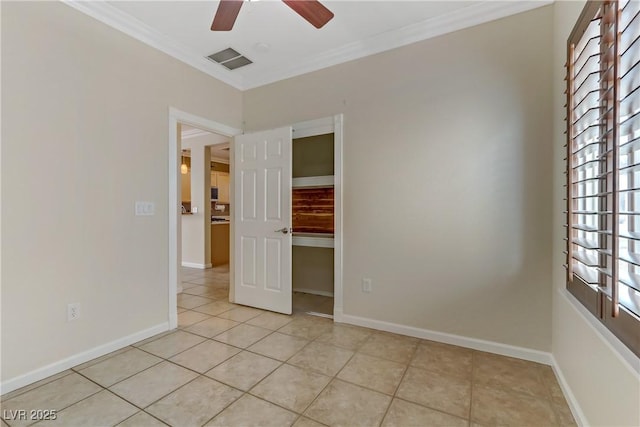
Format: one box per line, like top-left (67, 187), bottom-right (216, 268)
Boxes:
top-left (135, 201), bottom-right (155, 216)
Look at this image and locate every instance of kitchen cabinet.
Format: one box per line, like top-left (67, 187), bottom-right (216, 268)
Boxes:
top-left (217, 172), bottom-right (230, 203)
top-left (210, 171), bottom-right (230, 203)
top-left (211, 222), bottom-right (230, 266)
top-left (181, 171), bottom-right (191, 202)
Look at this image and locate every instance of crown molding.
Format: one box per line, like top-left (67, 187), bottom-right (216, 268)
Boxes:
top-left (181, 128), bottom-right (212, 140)
top-left (62, 0), bottom-right (245, 90)
top-left (63, 0), bottom-right (551, 91)
top-left (243, 0), bottom-right (553, 89)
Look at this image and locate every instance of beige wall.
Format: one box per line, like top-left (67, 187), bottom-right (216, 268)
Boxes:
top-left (292, 246), bottom-right (334, 295)
top-left (244, 6), bottom-right (554, 351)
top-left (0, 2), bottom-right (242, 382)
top-left (551, 2), bottom-right (640, 426)
top-left (293, 134), bottom-right (334, 178)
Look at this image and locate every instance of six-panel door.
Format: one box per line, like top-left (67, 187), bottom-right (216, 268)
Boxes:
top-left (233, 127), bottom-right (292, 314)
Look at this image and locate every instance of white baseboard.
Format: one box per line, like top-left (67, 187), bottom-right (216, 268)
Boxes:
top-left (333, 311), bottom-right (587, 425)
top-left (337, 312), bottom-right (553, 365)
top-left (0, 322), bottom-right (169, 395)
top-left (293, 288), bottom-right (334, 298)
top-left (550, 355), bottom-right (588, 427)
top-left (306, 311), bottom-right (334, 319)
top-left (181, 262), bottom-right (212, 269)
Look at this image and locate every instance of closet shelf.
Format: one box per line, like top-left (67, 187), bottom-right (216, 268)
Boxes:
top-left (292, 175), bottom-right (334, 188)
top-left (292, 233), bottom-right (334, 248)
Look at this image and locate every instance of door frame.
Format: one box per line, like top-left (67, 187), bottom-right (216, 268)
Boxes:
top-left (291, 115), bottom-right (344, 320)
top-left (168, 107), bottom-right (241, 329)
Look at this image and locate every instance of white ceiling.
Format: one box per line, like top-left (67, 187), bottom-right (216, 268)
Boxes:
top-left (67, 1), bottom-right (551, 90)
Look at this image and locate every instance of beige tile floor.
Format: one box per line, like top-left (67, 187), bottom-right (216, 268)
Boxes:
top-left (1, 265), bottom-right (576, 427)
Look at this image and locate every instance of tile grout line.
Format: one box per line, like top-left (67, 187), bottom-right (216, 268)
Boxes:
top-left (468, 349), bottom-right (476, 425)
top-left (45, 376), bottom-right (131, 424)
top-left (148, 338), bottom-right (258, 407)
top-left (0, 370), bottom-right (75, 403)
top-left (236, 320), bottom-right (340, 423)
top-left (395, 365), bottom-right (477, 421)
top-left (72, 354), bottom-right (164, 390)
top-left (290, 330), bottom-right (373, 425)
top-left (86, 342), bottom-right (235, 413)
top-left (198, 268), bottom-right (572, 426)
top-left (89, 329), bottom-right (255, 425)
top-left (3, 367), bottom-right (132, 426)
top-left (117, 409), bottom-right (168, 426)
top-left (141, 374), bottom-right (240, 426)
top-left (7, 266), bottom-right (574, 427)
top-left (541, 365), bottom-right (565, 426)
top-left (199, 324), bottom-right (340, 426)
top-left (376, 340), bottom-right (419, 426)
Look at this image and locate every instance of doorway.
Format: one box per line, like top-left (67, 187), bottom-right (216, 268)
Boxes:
top-left (294, 116), bottom-right (343, 319)
top-left (291, 127), bottom-right (337, 317)
top-left (169, 110), bottom-right (343, 329)
top-left (231, 115), bottom-right (344, 319)
top-left (168, 108), bottom-right (240, 329)
top-left (179, 125), bottom-right (232, 271)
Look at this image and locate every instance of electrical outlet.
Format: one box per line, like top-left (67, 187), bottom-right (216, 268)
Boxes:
top-left (362, 278), bottom-right (372, 293)
top-left (67, 303), bottom-right (80, 322)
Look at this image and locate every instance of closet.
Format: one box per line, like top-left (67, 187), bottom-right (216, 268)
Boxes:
top-left (292, 132), bottom-right (335, 316)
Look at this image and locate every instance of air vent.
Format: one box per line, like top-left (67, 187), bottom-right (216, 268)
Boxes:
top-left (206, 48), bottom-right (253, 71)
top-left (222, 56), bottom-right (252, 70)
top-left (207, 48), bottom-right (240, 63)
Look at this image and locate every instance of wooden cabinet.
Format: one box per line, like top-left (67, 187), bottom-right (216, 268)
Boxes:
top-left (210, 171), bottom-right (230, 203)
top-left (217, 172), bottom-right (230, 203)
top-left (181, 171), bottom-right (191, 202)
top-left (211, 223), bottom-right (230, 266)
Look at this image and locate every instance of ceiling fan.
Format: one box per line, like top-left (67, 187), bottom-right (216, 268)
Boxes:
top-left (211, 0), bottom-right (334, 31)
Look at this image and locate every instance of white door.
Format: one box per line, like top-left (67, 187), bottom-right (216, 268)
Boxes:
top-left (233, 127), bottom-right (292, 314)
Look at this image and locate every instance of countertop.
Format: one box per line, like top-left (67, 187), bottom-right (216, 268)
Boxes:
top-left (211, 216), bottom-right (230, 225)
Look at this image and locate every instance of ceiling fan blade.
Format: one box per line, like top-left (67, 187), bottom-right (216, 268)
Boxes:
top-left (282, 0), bottom-right (334, 29)
top-left (211, 0), bottom-right (243, 31)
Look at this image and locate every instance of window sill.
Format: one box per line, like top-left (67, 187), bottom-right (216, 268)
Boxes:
top-left (558, 288), bottom-right (640, 374)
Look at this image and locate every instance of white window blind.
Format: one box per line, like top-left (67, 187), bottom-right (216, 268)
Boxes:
top-left (566, 0), bottom-right (640, 357)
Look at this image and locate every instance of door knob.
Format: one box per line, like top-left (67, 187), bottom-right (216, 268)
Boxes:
top-left (275, 227), bottom-right (290, 234)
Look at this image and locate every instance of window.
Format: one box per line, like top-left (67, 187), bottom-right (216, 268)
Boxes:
top-left (566, 0), bottom-right (640, 357)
